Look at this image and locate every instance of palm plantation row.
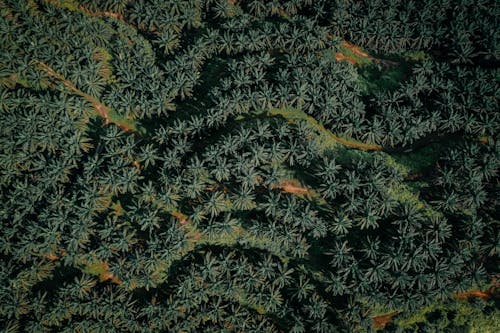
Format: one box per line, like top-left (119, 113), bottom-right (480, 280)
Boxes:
top-left (0, 0), bottom-right (498, 332)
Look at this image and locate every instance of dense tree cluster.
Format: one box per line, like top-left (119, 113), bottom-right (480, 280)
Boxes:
top-left (1, 0), bottom-right (498, 332)
top-left (329, 0), bottom-right (499, 62)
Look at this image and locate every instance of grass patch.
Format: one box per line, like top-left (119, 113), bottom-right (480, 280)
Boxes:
top-left (40, 0), bottom-right (81, 11)
top-left (359, 61), bottom-right (408, 92)
top-left (267, 107), bottom-right (382, 151)
top-left (391, 141), bottom-right (455, 175)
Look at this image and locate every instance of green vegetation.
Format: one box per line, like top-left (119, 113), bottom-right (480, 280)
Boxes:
top-left (0, 0), bottom-right (498, 332)
top-left (267, 107), bottom-right (382, 151)
top-left (359, 60), bottom-right (409, 93)
top-left (388, 297), bottom-right (500, 332)
top-left (392, 141), bottom-right (457, 175)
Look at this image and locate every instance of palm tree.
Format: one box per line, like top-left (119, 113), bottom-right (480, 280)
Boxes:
top-left (139, 144), bottom-right (159, 168)
top-left (116, 166), bottom-right (142, 194)
top-left (261, 192), bottom-right (281, 217)
top-left (316, 157), bottom-right (341, 179)
top-left (155, 31), bottom-right (180, 55)
top-left (356, 210), bottom-right (380, 230)
top-left (232, 188), bottom-right (257, 211)
top-left (184, 175), bottom-right (206, 199)
top-left (247, 0), bottom-right (267, 17)
top-left (359, 236), bottom-right (381, 261)
top-left (238, 166), bottom-right (262, 190)
top-left (291, 275), bottom-right (314, 301)
top-left (204, 191), bottom-right (228, 218)
top-left (328, 241), bottom-right (353, 268)
top-left (330, 214), bottom-right (351, 235)
top-left (211, 158), bottom-right (231, 182)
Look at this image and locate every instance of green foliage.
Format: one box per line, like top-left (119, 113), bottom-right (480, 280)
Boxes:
top-left (389, 298), bottom-right (500, 332)
top-left (358, 61), bottom-right (409, 93)
top-left (0, 0), bottom-right (498, 332)
top-left (392, 141), bottom-right (457, 175)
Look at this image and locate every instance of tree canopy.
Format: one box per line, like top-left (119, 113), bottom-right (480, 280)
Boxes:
top-left (0, 0), bottom-right (498, 332)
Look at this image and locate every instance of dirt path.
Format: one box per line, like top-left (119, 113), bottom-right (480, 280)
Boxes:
top-left (268, 108), bottom-right (383, 151)
top-left (276, 179), bottom-right (311, 195)
top-left (36, 61), bottom-right (136, 132)
top-left (78, 5), bottom-right (124, 20)
top-left (454, 281), bottom-right (499, 301)
top-left (334, 41), bottom-right (399, 68)
top-left (335, 41), bottom-right (371, 65)
top-left (372, 311), bottom-right (399, 329)
top-left (331, 132), bottom-right (383, 151)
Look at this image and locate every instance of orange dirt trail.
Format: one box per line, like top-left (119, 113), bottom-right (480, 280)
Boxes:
top-left (454, 289), bottom-right (491, 301)
top-left (79, 5), bottom-right (124, 20)
top-left (335, 41), bottom-right (371, 65)
top-left (372, 311), bottom-right (398, 329)
top-left (36, 61), bottom-right (134, 132)
top-left (278, 180), bottom-right (311, 195)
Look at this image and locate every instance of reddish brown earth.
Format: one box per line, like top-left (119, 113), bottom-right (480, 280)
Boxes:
top-left (454, 290), bottom-right (490, 300)
top-left (372, 311), bottom-right (399, 329)
top-left (276, 180), bottom-right (311, 195)
top-left (454, 276), bottom-right (499, 300)
top-left (97, 261), bottom-right (122, 284)
top-left (172, 211), bottom-right (189, 226)
top-left (112, 202), bottom-right (124, 216)
top-left (333, 40), bottom-right (399, 69)
top-left (44, 253), bottom-right (60, 261)
top-left (79, 5), bottom-right (124, 20)
top-left (335, 41), bottom-right (371, 65)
